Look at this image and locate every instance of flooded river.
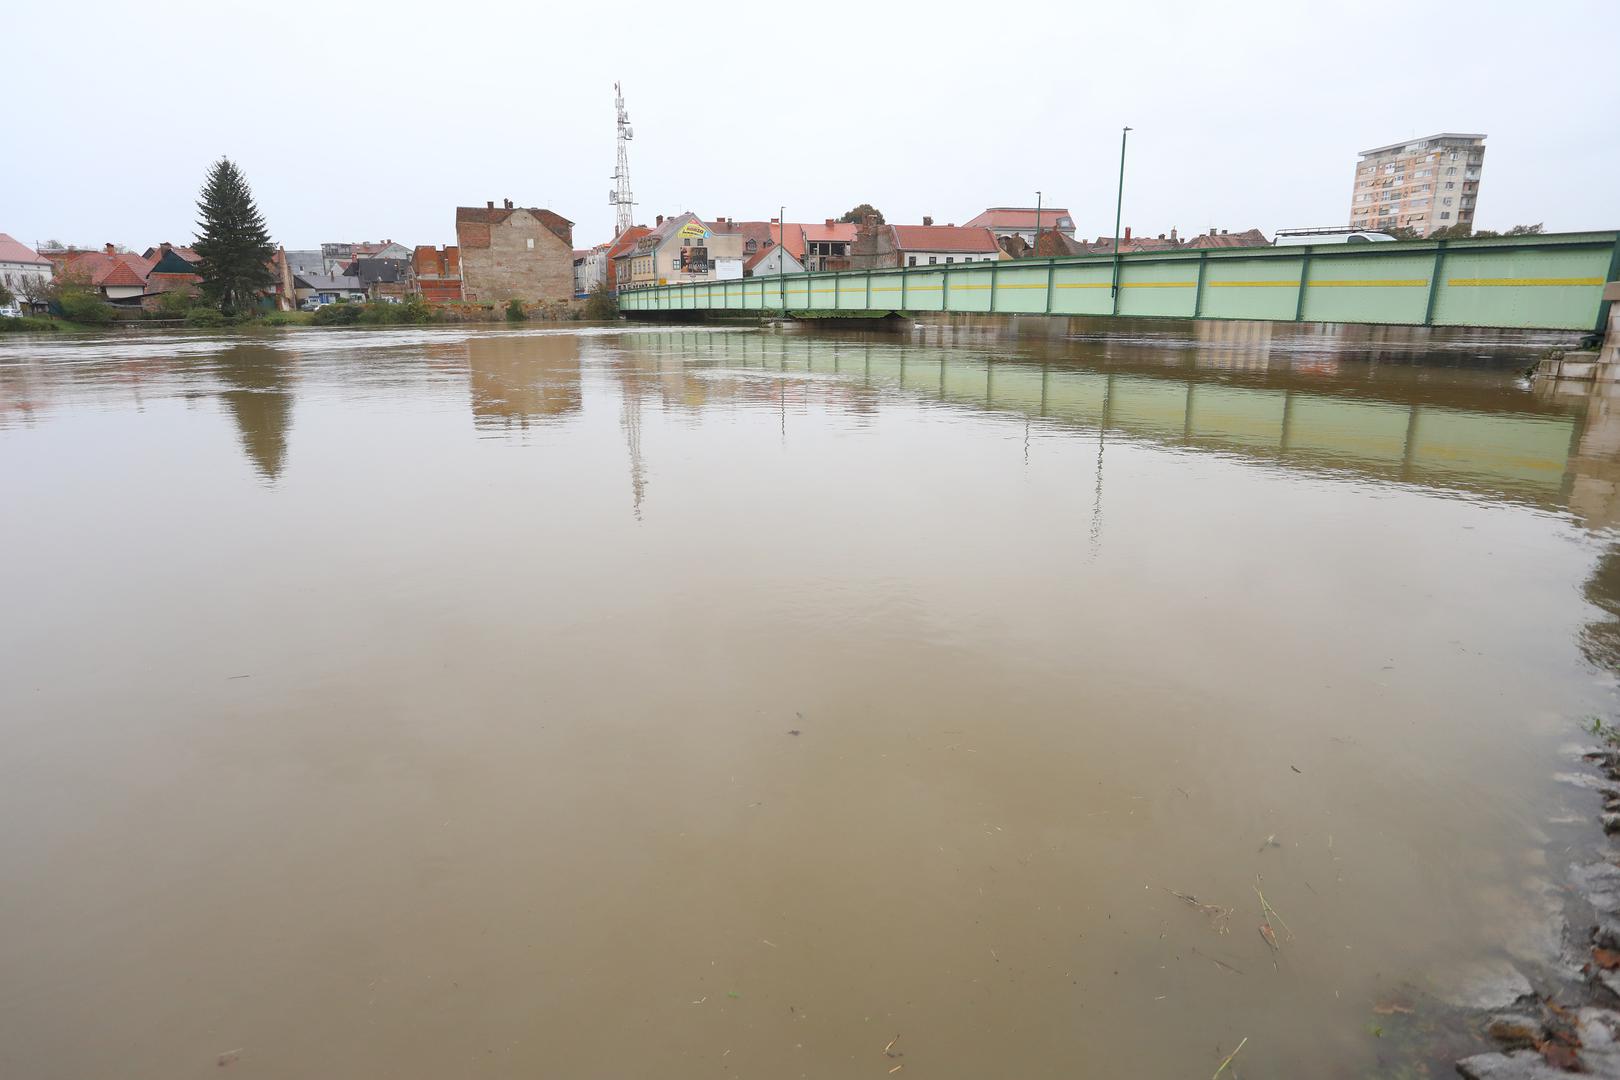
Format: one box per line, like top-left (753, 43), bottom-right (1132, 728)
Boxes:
top-left (3, 321), bottom-right (1619, 1078)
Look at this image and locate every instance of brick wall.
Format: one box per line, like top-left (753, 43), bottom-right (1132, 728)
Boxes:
top-left (458, 210), bottom-right (574, 303)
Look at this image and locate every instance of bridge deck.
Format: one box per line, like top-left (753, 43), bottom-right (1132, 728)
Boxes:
top-left (619, 231), bottom-right (1620, 332)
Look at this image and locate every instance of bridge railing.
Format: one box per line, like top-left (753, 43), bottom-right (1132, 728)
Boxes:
top-left (619, 230), bottom-right (1620, 332)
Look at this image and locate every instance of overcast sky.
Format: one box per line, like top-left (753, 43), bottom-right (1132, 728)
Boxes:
top-left (7, 0), bottom-right (1617, 251)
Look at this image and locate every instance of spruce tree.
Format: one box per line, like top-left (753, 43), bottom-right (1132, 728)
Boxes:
top-left (193, 157), bottom-right (275, 314)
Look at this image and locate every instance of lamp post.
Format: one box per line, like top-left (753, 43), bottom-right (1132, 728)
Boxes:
top-left (778, 205), bottom-right (786, 316)
top-left (1034, 190), bottom-right (1042, 258)
top-left (1111, 126), bottom-right (1132, 314)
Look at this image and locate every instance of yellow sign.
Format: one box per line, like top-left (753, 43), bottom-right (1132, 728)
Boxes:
top-left (675, 220), bottom-right (709, 240)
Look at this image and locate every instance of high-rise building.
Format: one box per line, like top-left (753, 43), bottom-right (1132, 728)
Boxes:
top-left (1348, 133), bottom-right (1486, 237)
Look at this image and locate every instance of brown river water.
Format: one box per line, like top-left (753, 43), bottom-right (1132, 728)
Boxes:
top-left (3, 321), bottom-right (1620, 1078)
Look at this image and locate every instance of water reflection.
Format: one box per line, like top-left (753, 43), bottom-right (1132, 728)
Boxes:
top-left (213, 344), bottom-right (295, 481)
top-left (466, 332), bottom-right (582, 432)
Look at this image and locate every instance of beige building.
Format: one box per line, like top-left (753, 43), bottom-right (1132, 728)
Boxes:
top-left (455, 199), bottom-right (575, 303)
top-left (1348, 133), bottom-right (1485, 237)
top-left (612, 213), bottom-right (744, 291)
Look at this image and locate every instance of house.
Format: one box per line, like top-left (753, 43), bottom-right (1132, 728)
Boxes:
top-left (456, 199), bottom-right (575, 303)
top-left (611, 213), bottom-right (744, 291)
top-left (59, 245), bottom-right (154, 305)
top-left (965, 207), bottom-right (1078, 244)
top-left (1086, 227), bottom-right (1182, 254)
top-left (0, 234), bottom-right (54, 314)
top-left (319, 240), bottom-right (411, 278)
top-left (743, 242), bottom-right (804, 277)
top-left (412, 246), bottom-right (462, 303)
top-left (600, 226), bottom-right (650, 294)
top-left (293, 273), bottom-right (368, 305)
top-left (141, 243), bottom-right (204, 310)
top-left (350, 257), bottom-right (413, 300)
top-left (849, 221), bottom-right (1002, 269)
top-left (1183, 228), bottom-right (1269, 249)
top-left (574, 245), bottom-right (615, 296)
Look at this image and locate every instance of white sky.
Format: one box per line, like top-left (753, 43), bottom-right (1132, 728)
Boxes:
top-left (7, 0), bottom-right (1617, 251)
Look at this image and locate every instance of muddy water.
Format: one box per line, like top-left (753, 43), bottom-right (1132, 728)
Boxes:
top-left (2, 322), bottom-right (1619, 1078)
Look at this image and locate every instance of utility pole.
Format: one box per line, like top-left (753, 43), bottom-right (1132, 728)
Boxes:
top-left (1111, 126), bottom-right (1132, 314)
top-left (1034, 190), bottom-right (1042, 258)
top-left (778, 206), bottom-right (786, 316)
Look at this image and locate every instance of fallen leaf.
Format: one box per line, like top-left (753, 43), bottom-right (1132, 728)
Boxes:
top-left (1259, 922), bottom-right (1279, 952)
top-left (1372, 1001), bottom-right (1415, 1016)
top-left (1594, 946), bottom-right (1620, 970)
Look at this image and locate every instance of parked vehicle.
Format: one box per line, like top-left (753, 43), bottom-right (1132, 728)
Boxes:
top-left (299, 298), bottom-right (329, 312)
top-left (1273, 227), bottom-right (1397, 246)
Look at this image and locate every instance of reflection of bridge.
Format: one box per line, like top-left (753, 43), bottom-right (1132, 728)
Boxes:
top-left (613, 329), bottom-right (1597, 510)
top-left (621, 231), bottom-right (1620, 332)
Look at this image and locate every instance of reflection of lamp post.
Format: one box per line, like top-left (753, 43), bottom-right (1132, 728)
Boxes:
top-left (1034, 190), bottom-right (1042, 258)
top-left (1111, 126), bottom-right (1132, 314)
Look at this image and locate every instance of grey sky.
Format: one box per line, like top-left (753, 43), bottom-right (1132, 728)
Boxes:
top-left (7, 0), bottom-right (1616, 251)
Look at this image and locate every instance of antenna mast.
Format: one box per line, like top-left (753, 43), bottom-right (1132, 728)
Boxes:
top-left (609, 82), bottom-right (635, 238)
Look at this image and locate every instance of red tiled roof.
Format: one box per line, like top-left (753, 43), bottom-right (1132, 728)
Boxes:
top-left (1184, 229), bottom-right (1269, 249)
top-left (891, 225), bottom-right (1001, 253)
top-left (965, 208), bottom-right (1075, 230)
top-left (61, 251), bottom-right (154, 288)
top-left (605, 225), bottom-right (652, 263)
top-left (802, 222), bottom-right (857, 244)
top-left (0, 233), bottom-right (51, 266)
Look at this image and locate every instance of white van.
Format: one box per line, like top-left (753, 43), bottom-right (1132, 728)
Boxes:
top-left (1272, 228), bottom-right (1397, 246)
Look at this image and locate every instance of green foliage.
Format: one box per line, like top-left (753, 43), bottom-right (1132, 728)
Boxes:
top-left (156, 289), bottom-right (196, 317)
top-left (505, 297), bottom-right (527, 322)
top-left (184, 307), bottom-right (228, 328)
top-left (585, 282), bottom-right (618, 320)
top-left (1381, 225), bottom-right (1420, 241)
top-left (53, 283), bottom-right (115, 325)
top-left (1506, 223), bottom-right (1545, 236)
top-left (839, 203), bottom-right (884, 225)
top-left (311, 302), bottom-right (362, 326)
top-left (0, 282), bottom-right (14, 308)
top-left (1430, 223), bottom-right (1473, 240)
top-left (0, 315), bottom-right (60, 332)
top-left (194, 156), bottom-right (275, 315)
top-left (259, 310), bottom-right (313, 326)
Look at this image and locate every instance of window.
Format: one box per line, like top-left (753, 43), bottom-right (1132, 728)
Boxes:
top-left (963, 257), bottom-right (973, 263)
top-left (928, 256), bottom-right (937, 265)
top-left (526, 238), bottom-right (535, 250)
top-left (1446, 167), bottom-right (1456, 176)
top-left (945, 257), bottom-right (954, 264)
top-left (908, 256), bottom-right (917, 266)
top-left (1440, 212), bottom-right (1451, 220)
top-left (1442, 197), bottom-right (1453, 206)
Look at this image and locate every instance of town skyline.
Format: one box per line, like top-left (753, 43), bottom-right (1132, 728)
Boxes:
top-left (6, 0), bottom-right (1618, 252)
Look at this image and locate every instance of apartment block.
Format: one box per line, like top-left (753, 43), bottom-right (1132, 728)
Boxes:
top-left (1348, 133), bottom-right (1485, 237)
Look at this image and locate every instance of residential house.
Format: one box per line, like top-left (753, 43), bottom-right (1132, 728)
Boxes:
top-left (1085, 227), bottom-right (1182, 254)
top-left (320, 240), bottom-right (411, 278)
top-left (612, 213), bottom-right (744, 291)
top-left (412, 245), bottom-right (462, 303)
top-left (573, 245), bottom-right (614, 296)
top-left (141, 243), bottom-right (204, 310)
top-left (602, 225), bottom-right (650, 294)
top-left (849, 221), bottom-right (1002, 269)
top-left (293, 273), bottom-right (368, 306)
top-left (140, 242), bottom-right (200, 266)
top-left (456, 199), bottom-right (575, 303)
top-left (0, 234), bottom-right (54, 314)
top-left (743, 242), bottom-right (804, 277)
top-left (283, 250), bottom-right (325, 279)
top-left (59, 245), bottom-right (154, 305)
top-left (964, 207), bottom-right (1078, 245)
top-left (350, 257), bottom-right (414, 300)
top-left (798, 220), bottom-right (857, 271)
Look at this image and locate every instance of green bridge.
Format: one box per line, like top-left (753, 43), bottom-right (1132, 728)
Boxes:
top-left (620, 230), bottom-right (1620, 333)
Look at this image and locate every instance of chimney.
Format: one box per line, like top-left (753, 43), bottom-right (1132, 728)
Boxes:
top-left (1158, 234), bottom-right (1165, 240)
top-left (923, 216), bottom-right (934, 227)
top-left (104, 242), bottom-right (115, 255)
top-left (504, 198), bottom-right (513, 209)
top-left (487, 200), bottom-right (495, 209)
top-left (1170, 227), bottom-right (1178, 243)
top-left (160, 242), bottom-right (172, 254)
top-left (1124, 226), bottom-right (1132, 241)
top-left (656, 214), bottom-right (665, 226)
top-left (770, 217), bottom-right (779, 224)
top-left (825, 218), bottom-right (835, 228)
top-left (1221, 229), bottom-right (1228, 235)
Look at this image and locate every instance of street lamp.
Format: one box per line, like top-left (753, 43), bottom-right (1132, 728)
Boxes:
top-left (1111, 126), bottom-right (1132, 314)
top-left (1034, 190), bottom-right (1042, 258)
top-left (778, 205), bottom-right (786, 316)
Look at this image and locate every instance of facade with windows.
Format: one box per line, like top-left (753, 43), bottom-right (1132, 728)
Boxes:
top-left (1348, 133), bottom-right (1486, 237)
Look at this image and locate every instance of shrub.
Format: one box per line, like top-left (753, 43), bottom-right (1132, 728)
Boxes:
top-left (505, 298), bottom-right (526, 322)
top-left (585, 283), bottom-right (618, 320)
top-left (156, 290), bottom-right (197, 317)
top-left (311, 302), bottom-right (362, 326)
top-left (259, 310), bottom-right (313, 326)
top-left (53, 283), bottom-right (115, 325)
top-left (0, 316), bottom-right (60, 333)
top-left (184, 308), bottom-right (228, 328)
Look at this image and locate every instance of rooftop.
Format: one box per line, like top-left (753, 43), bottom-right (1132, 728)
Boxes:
top-left (1358, 133), bottom-right (1487, 157)
top-left (964, 208), bottom-right (1075, 231)
top-left (891, 225), bottom-right (1001, 253)
top-left (0, 233), bottom-right (51, 267)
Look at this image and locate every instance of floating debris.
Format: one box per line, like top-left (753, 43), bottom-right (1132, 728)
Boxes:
top-left (1165, 888), bottom-right (1234, 934)
top-left (1211, 1036), bottom-right (1247, 1079)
